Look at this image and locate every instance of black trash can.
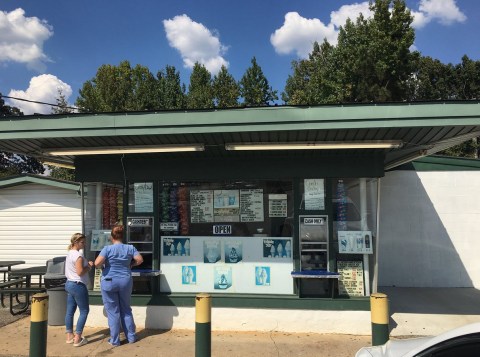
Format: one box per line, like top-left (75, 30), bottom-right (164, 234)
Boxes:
top-left (44, 257), bottom-right (67, 326)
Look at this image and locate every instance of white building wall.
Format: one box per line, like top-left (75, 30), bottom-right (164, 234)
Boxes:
top-left (0, 183), bottom-right (82, 268)
top-left (379, 171), bottom-right (480, 288)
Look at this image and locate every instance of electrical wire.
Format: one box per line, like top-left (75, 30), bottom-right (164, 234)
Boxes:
top-left (0, 94), bottom-right (79, 111)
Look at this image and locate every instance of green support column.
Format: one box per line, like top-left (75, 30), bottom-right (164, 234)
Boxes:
top-left (195, 293), bottom-right (211, 357)
top-left (29, 293), bottom-right (49, 357)
top-left (370, 293), bottom-right (389, 346)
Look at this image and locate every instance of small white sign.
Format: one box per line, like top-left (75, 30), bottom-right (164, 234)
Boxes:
top-left (129, 217), bottom-right (151, 226)
top-left (160, 222), bottom-right (179, 231)
top-left (213, 225), bottom-right (232, 235)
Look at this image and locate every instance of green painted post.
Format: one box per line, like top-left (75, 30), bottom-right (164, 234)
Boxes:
top-left (29, 293), bottom-right (49, 357)
top-left (195, 293), bottom-right (211, 357)
top-left (370, 293), bottom-right (389, 346)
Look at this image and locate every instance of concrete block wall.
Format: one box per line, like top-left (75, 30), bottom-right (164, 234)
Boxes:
top-left (378, 171), bottom-right (480, 288)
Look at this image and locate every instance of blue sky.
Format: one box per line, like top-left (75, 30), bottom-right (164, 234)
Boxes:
top-left (1, 0), bottom-right (478, 114)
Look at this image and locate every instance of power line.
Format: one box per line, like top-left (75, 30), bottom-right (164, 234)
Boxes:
top-left (1, 94), bottom-right (79, 111)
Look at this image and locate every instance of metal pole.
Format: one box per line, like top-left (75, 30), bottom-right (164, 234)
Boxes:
top-left (29, 293), bottom-right (49, 357)
top-left (370, 292), bottom-right (389, 346)
top-left (195, 293), bottom-right (211, 357)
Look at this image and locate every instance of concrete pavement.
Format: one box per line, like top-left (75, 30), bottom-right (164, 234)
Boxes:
top-left (0, 317), bottom-right (371, 357)
top-left (2, 287), bottom-right (480, 356)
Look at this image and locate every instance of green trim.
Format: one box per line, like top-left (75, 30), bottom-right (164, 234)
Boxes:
top-left (30, 320), bottom-right (48, 357)
top-left (2, 102), bottom-right (480, 139)
top-left (89, 292), bottom-right (370, 310)
top-left (0, 174), bottom-right (79, 191)
top-left (372, 322), bottom-right (390, 346)
top-left (195, 322), bottom-right (211, 357)
top-left (410, 155), bottom-right (480, 171)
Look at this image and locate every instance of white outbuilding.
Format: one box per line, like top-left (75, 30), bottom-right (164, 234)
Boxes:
top-left (0, 174), bottom-right (81, 269)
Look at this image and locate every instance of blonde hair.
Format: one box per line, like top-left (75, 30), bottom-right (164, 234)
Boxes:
top-left (68, 233), bottom-right (86, 251)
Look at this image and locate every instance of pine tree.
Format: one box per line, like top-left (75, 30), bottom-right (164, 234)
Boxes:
top-left (240, 57), bottom-right (278, 106)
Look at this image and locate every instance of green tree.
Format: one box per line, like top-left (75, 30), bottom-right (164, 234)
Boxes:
top-left (76, 60), bottom-right (157, 112)
top-left (406, 56), bottom-right (456, 101)
top-left (283, 41), bottom-right (337, 104)
top-left (156, 65), bottom-right (186, 110)
top-left (454, 55), bottom-right (480, 100)
top-left (284, 0), bottom-right (417, 104)
top-left (212, 65), bottom-right (240, 108)
top-left (240, 57), bottom-right (278, 106)
top-left (0, 94), bottom-right (45, 177)
top-left (51, 88), bottom-right (74, 114)
top-left (332, 0), bottom-right (417, 102)
top-left (187, 63), bottom-right (214, 109)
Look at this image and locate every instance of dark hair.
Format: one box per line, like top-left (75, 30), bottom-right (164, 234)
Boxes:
top-left (111, 225), bottom-right (124, 241)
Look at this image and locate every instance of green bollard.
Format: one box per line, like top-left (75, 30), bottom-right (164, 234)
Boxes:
top-left (29, 293), bottom-right (49, 357)
top-left (370, 293), bottom-right (389, 346)
top-left (195, 293), bottom-right (211, 357)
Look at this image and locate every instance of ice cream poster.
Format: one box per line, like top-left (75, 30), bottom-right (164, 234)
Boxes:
top-left (263, 239), bottom-right (292, 258)
top-left (214, 266), bottom-right (232, 290)
top-left (224, 241), bottom-right (243, 263)
top-left (90, 230), bottom-right (112, 251)
top-left (204, 240), bottom-right (221, 263)
top-left (182, 266), bottom-right (196, 285)
top-left (163, 237), bottom-right (191, 256)
top-left (255, 266), bottom-right (270, 286)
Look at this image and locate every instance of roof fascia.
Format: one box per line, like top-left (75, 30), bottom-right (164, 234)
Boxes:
top-left (1, 102), bottom-right (480, 140)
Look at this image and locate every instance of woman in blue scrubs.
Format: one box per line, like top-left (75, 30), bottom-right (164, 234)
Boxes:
top-left (94, 225), bottom-right (143, 346)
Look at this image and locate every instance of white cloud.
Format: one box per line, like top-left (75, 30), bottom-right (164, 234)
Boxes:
top-left (415, 0), bottom-right (466, 27)
top-left (271, 0), bottom-right (467, 59)
top-left (330, 2), bottom-right (372, 28)
top-left (0, 8), bottom-right (53, 71)
top-left (163, 14), bottom-right (228, 75)
top-left (271, 3), bottom-right (372, 59)
top-left (7, 74), bottom-right (72, 115)
top-left (270, 12), bottom-right (337, 58)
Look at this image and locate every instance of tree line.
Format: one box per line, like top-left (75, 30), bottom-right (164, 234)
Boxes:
top-left (2, 0), bottom-right (480, 178)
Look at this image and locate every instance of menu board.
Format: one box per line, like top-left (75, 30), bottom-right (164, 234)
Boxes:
top-left (337, 261), bottom-right (364, 297)
top-left (190, 190), bottom-right (214, 223)
top-left (268, 194), bottom-right (288, 217)
top-left (240, 189), bottom-right (264, 222)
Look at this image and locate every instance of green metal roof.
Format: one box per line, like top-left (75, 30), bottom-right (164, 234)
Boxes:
top-left (0, 174), bottom-right (80, 191)
top-left (1, 102), bottom-right (479, 170)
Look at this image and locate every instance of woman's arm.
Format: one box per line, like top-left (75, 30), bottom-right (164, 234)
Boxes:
top-left (75, 256), bottom-right (93, 276)
top-left (94, 255), bottom-right (106, 268)
top-left (131, 253), bottom-right (144, 268)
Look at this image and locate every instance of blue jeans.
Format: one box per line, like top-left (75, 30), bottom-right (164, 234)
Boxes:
top-left (101, 276), bottom-right (136, 345)
top-left (65, 281), bottom-right (90, 335)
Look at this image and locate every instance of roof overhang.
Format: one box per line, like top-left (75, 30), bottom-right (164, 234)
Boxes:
top-left (1, 101), bottom-right (479, 171)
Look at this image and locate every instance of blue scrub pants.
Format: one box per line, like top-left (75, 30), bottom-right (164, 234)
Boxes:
top-left (101, 276), bottom-right (136, 345)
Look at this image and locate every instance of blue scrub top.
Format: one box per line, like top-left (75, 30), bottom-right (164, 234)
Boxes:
top-left (99, 243), bottom-right (139, 279)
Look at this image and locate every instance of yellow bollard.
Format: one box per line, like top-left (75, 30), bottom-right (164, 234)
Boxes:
top-left (370, 293), bottom-right (389, 346)
top-left (195, 293), bottom-right (211, 357)
top-left (30, 293), bottom-right (49, 357)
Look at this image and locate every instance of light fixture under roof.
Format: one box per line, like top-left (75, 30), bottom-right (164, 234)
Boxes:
top-left (44, 144), bottom-right (205, 156)
top-left (225, 141), bottom-right (403, 151)
top-left (43, 161), bottom-right (75, 170)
